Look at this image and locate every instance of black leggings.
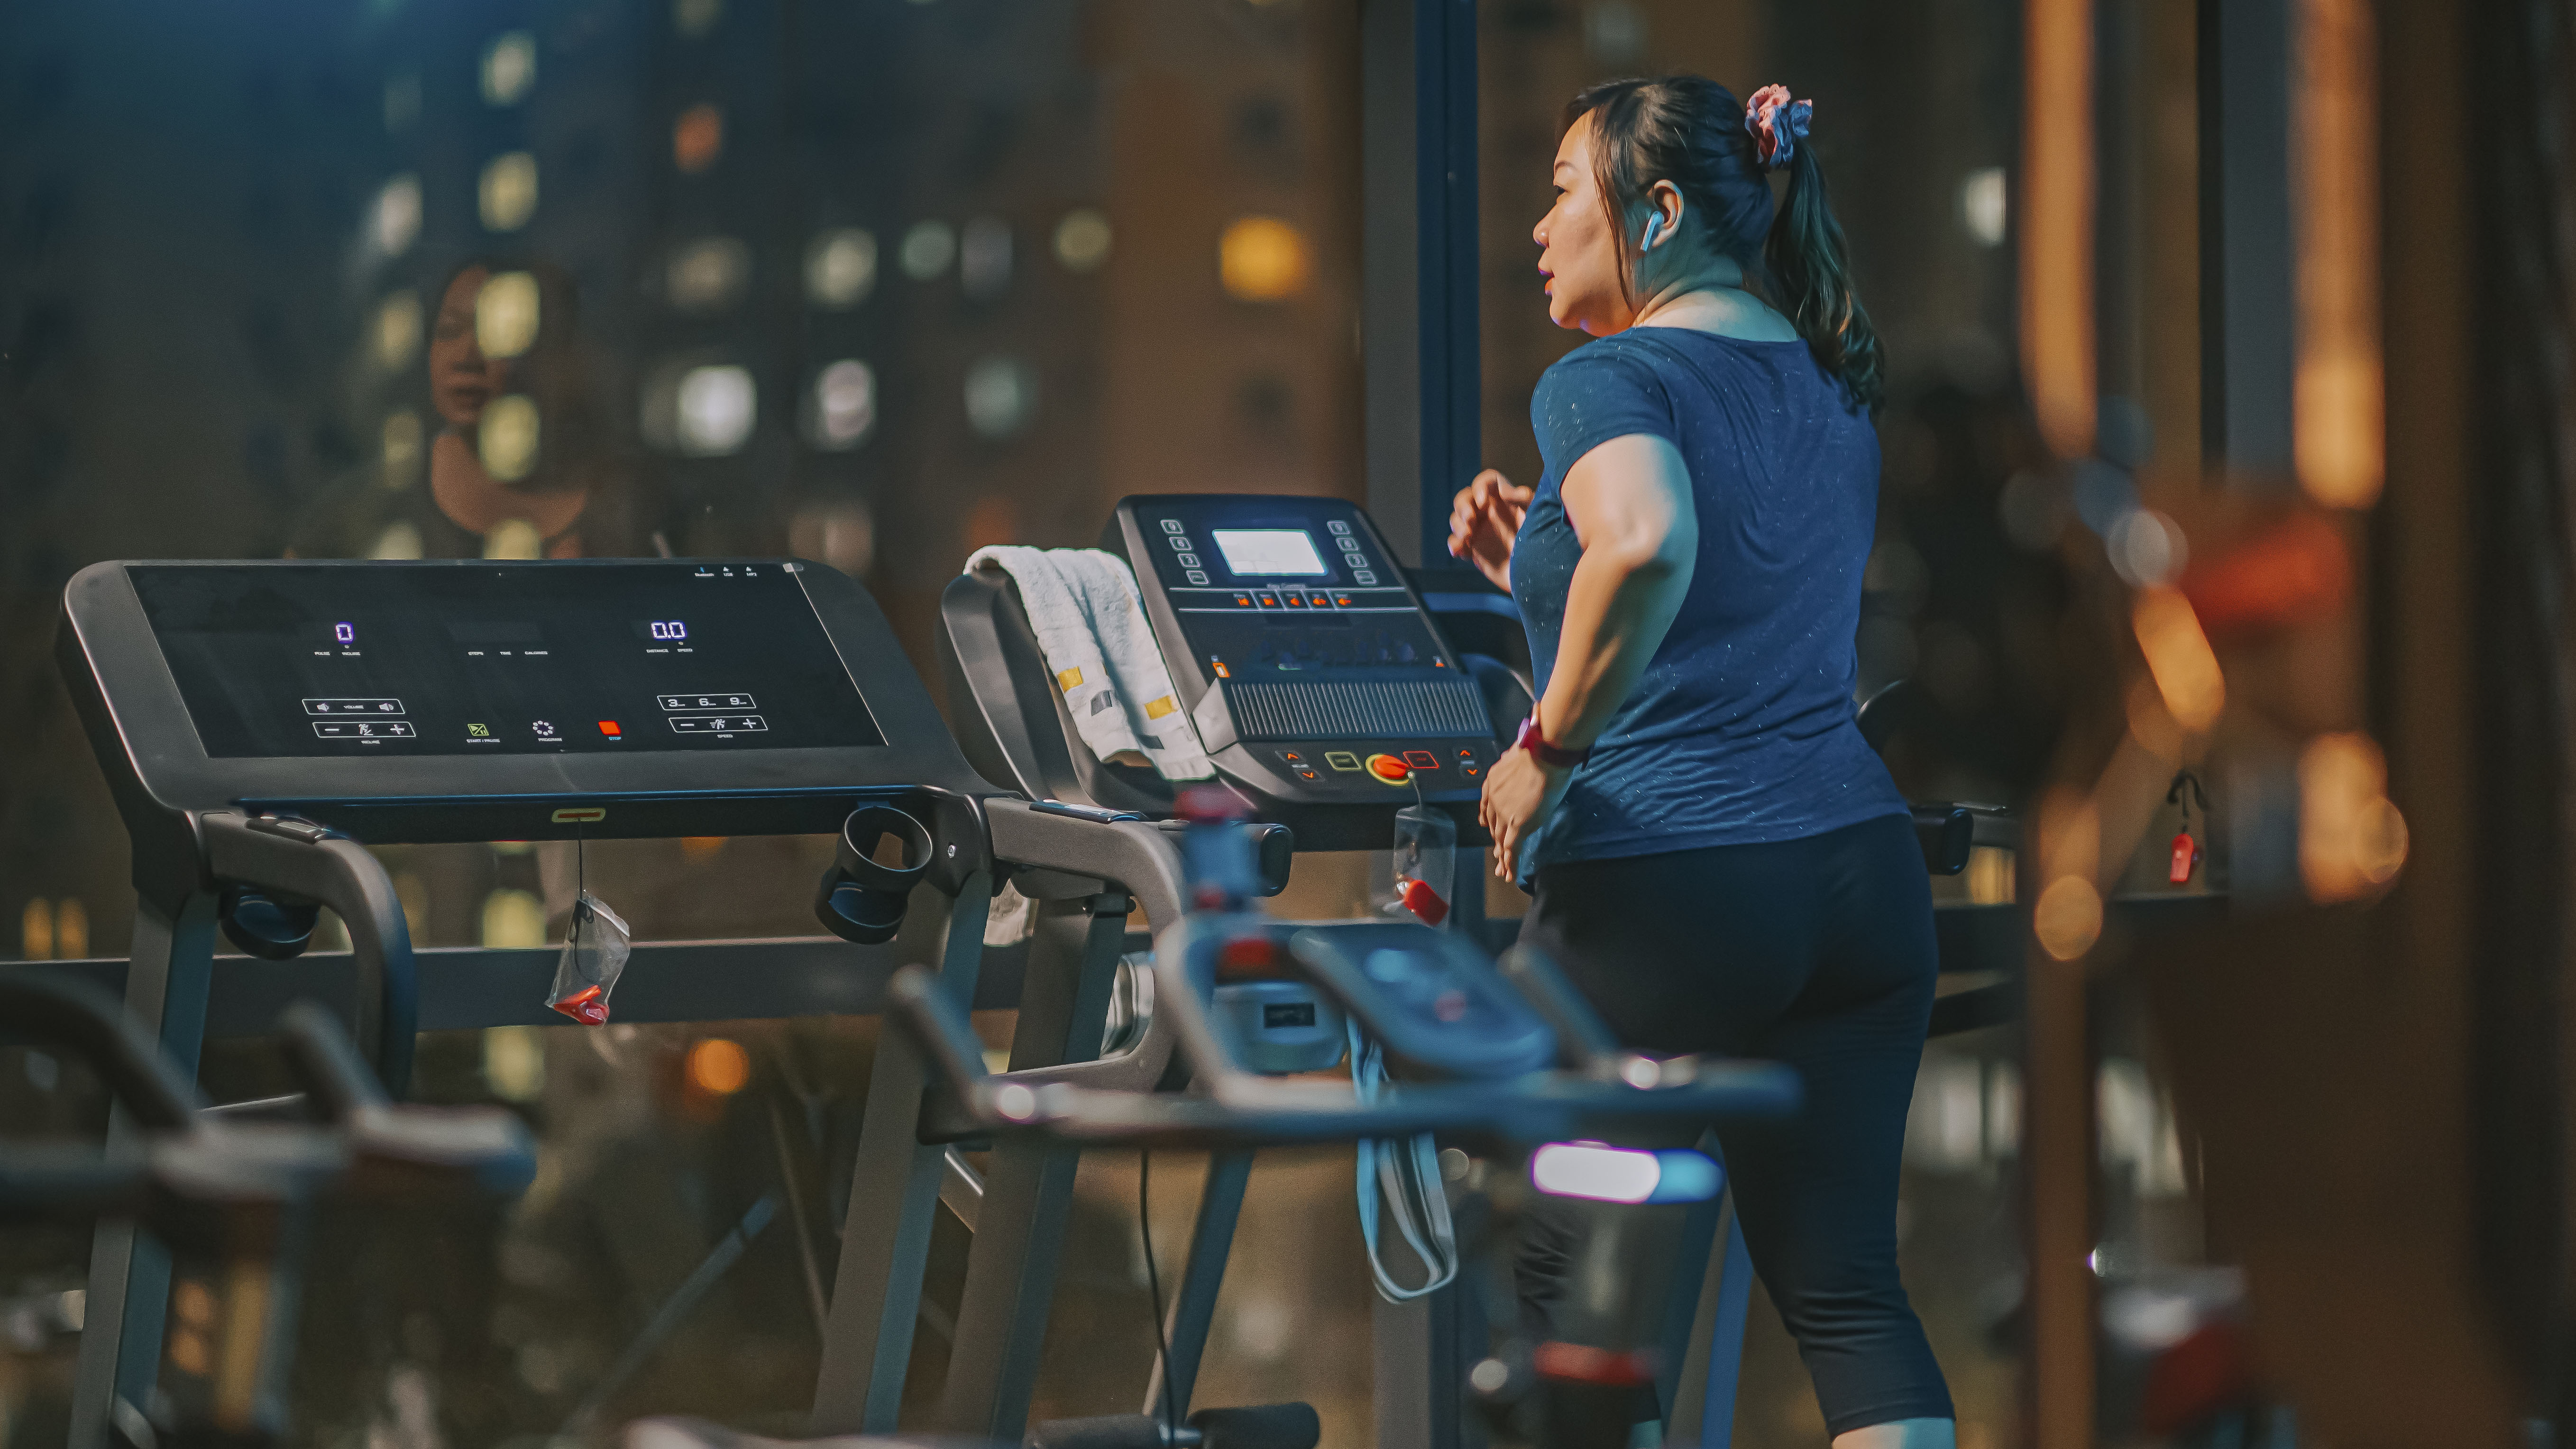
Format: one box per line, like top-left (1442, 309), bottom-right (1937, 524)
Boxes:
top-left (1515, 812), bottom-right (1953, 1437)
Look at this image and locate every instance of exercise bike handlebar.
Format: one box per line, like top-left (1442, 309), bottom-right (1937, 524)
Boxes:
top-left (200, 811), bottom-right (419, 1097)
top-left (883, 942), bottom-right (1802, 1154)
top-left (0, 975), bottom-right (205, 1132)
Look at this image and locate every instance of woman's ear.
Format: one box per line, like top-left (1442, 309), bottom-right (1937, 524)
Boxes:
top-left (1645, 181), bottom-right (1686, 248)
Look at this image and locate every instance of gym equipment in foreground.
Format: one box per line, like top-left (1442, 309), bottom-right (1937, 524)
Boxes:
top-left (0, 974), bottom-right (534, 1448)
top-left (52, 557), bottom-right (1235, 1449)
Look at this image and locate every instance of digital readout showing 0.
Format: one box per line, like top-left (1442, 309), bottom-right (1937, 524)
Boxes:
top-left (129, 563), bottom-right (884, 758)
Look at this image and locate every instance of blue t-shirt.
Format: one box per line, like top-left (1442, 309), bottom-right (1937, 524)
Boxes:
top-left (1511, 327), bottom-right (1907, 877)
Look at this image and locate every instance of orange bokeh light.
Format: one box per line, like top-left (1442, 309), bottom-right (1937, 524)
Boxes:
top-left (686, 1037), bottom-right (752, 1095)
top-left (673, 104), bottom-right (724, 174)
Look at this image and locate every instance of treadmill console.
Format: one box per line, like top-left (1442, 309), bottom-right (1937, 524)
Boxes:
top-left (62, 558), bottom-right (991, 850)
top-left (1107, 495), bottom-right (1497, 807)
top-left (129, 561), bottom-right (884, 758)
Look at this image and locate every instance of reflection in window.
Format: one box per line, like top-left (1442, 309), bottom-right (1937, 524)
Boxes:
top-left (370, 174), bottom-right (421, 258)
top-left (807, 360), bottom-right (876, 450)
top-left (1219, 216), bottom-right (1311, 301)
top-left (677, 366), bottom-right (757, 456)
top-left (372, 290), bottom-right (422, 373)
top-left (667, 238), bottom-right (751, 313)
top-left (673, 104), bottom-right (724, 174)
top-left (479, 152), bottom-right (539, 232)
top-left (1052, 208), bottom-right (1112, 273)
top-left (474, 271), bottom-right (541, 359)
top-left (805, 229), bottom-right (878, 309)
top-left (482, 31), bottom-right (537, 107)
top-left (479, 395), bottom-right (541, 481)
top-left (960, 216), bottom-right (1012, 301)
top-left (964, 356), bottom-right (1035, 439)
top-left (899, 220), bottom-right (955, 281)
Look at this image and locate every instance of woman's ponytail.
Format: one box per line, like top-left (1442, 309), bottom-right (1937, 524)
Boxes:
top-left (1749, 85), bottom-right (1883, 412)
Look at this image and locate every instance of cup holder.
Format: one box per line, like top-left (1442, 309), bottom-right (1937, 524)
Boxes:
top-left (813, 805), bottom-right (935, 945)
top-left (219, 883), bottom-right (321, 961)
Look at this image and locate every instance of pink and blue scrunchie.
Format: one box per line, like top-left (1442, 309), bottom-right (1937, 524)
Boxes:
top-left (1745, 83), bottom-right (1813, 171)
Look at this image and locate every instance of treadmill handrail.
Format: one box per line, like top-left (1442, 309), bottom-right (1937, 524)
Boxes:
top-left (200, 812), bottom-right (418, 1097)
top-left (983, 798), bottom-right (1181, 933)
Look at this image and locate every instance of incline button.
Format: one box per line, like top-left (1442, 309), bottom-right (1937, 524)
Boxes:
top-left (1365, 752), bottom-right (1411, 784)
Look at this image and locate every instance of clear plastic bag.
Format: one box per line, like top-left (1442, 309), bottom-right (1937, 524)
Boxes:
top-left (546, 892), bottom-right (632, 1025)
top-left (1380, 805), bottom-right (1458, 928)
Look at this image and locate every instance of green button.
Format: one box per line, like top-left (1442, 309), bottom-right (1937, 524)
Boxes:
top-left (1324, 751), bottom-right (1361, 772)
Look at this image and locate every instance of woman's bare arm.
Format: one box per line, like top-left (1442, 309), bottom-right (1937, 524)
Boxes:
top-left (1536, 434), bottom-right (1698, 747)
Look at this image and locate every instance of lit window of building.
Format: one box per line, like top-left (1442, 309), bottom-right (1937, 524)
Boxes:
top-left (373, 290), bottom-right (422, 373)
top-left (475, 271), bottom-right (541, 358)
top-left (1053, 208), bottom-right (1112, 273)
top-left (479, 395), bottom-right (541, 480)
top-left (788, 499), bottom-right (874, 576)
top-left (961, 216), bottom-right (1012, 300)
top-left (964, 356), bottom-right (1035, 439)
top-left (673, 0), bottom-right (723, 38)
top-left (481, 31), bottom-right (537, 107)
top-left (677, 365), bottom-right (757, 456)
top-left (1961, 167), bottom-right (2008, 247)
top-left (805, 229), bottom-right (878, 309)
top-left (383, 73), bottom-right (420, 133)
top-left (807, 360), bottom-right (876, 450)
top-left (1219, 216), bottom-right (1311, 302)
top-left (371, 174), bottom-right (421, 258)
top-left (381, 410), bottom-right (423, 486)
top-left (673, 104), bottom-right (724, 174)
top-left (479, 152), bottom-right (538, 232)
top-left (667, 238), bottom-right (750, 313)
top-left (899, 220), bottom-right (955, 281)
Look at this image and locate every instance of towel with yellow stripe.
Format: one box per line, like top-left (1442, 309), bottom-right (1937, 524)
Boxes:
top-left (963, 545), bottom-right (1215, 780)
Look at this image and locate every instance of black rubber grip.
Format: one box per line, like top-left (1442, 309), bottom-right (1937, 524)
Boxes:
top-left (1024, 1412), bottom-right (1168, 1449)
top-left (1191, 1403), bottom-right (1321, 1449)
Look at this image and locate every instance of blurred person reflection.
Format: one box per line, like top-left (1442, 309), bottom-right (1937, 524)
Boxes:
top-left (300, 258), bottom-right (649, 560)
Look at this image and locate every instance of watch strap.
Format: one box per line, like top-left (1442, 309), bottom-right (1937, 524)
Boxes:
top-left (1515, 716), bottom-right (1591, 768)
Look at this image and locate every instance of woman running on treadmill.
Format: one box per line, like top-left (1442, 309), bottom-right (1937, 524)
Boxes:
top-left (1448, 77), bottom-right (1953, 1447)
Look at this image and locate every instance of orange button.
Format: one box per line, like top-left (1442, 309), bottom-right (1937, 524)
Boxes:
top-left (1365, 752), bottom-right (1411, 784)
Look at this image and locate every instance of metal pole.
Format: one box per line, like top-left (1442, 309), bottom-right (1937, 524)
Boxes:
top-left (936, 893), bottom-right (1131, 1439)
top-left (70, 891), bottom-right (219, 1449)
top-left (808, 878), bottom-right (992, 1434)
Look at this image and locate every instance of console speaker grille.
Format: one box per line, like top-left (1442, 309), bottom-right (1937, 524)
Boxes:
top-left (1224, 679), bottom-right (1488, 741)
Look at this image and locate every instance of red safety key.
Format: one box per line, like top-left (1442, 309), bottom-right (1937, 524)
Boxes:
top-left (2168, 832), bottom-right (2199, 885)
top-left (1398, 875), bottom-right (1449, 927)
top-left (550, 982), bottom-right (609, 1025)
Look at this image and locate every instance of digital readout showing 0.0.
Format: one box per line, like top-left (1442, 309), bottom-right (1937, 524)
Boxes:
top-left (129, 563), bottom-right (884, 758)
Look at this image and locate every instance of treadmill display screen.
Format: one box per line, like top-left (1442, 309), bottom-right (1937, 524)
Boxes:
top-left (1210, 529), bottom-right (1329, 577)
top-left (128, 562), bottom-right (885, 757)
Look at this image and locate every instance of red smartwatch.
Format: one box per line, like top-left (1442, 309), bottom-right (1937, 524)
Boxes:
top-left (1514, 715), bottom-right (1591, 769)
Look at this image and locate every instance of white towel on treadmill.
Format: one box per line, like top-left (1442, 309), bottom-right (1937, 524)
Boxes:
top-left (965, 546), bottom-right (1215, 780)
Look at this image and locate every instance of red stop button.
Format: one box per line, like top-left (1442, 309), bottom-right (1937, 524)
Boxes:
top-left (1365, 752), bottom-right (1411, 784)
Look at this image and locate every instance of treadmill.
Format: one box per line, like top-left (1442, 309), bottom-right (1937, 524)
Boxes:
top-left (943, 494), bottom-right (1521, 855)
top-left (51, 556), bottom-right (1209, 1449)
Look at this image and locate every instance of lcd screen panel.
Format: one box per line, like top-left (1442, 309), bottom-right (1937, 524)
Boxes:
top-left (1210, 529), bottom-right (1329, 577)
top-left (128, 562), bottom-right (884, 757)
